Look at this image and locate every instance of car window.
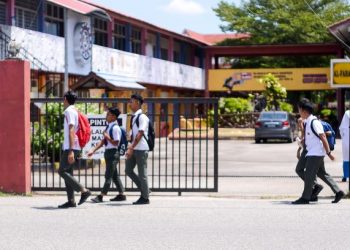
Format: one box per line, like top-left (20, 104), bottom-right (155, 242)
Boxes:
top-left (260, 113), bottom-right (287, 120)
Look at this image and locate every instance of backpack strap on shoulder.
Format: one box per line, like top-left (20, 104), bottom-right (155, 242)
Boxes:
top-left (109, 123), bottom-right (116, 140)
top-left (310, 119), bottom-right (320, 138)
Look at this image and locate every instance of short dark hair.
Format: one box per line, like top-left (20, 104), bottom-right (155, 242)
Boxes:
top-left (64, 91), bottom-right (77, 105)
top-left (108, 107), bottom-right (120, 118)
top-left (131, 93), bottom-right (143, 105)
top-left (297, 98), bottom-right (313, 114)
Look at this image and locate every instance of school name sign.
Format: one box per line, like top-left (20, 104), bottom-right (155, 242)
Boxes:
top-left (331, 59), bottom-right (350, 88)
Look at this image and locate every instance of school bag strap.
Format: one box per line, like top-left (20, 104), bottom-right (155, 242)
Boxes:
top-left (310, 119), bottom-right (319, 138)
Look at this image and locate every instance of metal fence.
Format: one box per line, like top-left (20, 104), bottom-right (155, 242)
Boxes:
top-left (30, 98), bottom-right (219, 194)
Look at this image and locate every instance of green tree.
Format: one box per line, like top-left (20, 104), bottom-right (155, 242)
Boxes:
top-left (213, 0), bottom-right (350, 67)
top-left (261, 74), bottom-right (287, 110)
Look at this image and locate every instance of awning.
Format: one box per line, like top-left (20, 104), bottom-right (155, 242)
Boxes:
top-left (71, 72), bottom-right (145, 91)
top-left (48, 0), bottom-right (111, 20)
top-left (328, 18), bottom-right (350, 52)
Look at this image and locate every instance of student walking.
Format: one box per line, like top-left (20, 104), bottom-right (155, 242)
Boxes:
top-left (58, 91), bottom-right (91, 208)
top-left (125, 94), bottom-right (150, 205)
top-left (87, 107), bottom-right (126, 203)
top-left (295, 117), bottom-right (323, 202)
top-left (292, 98), bottom-right (344, 204)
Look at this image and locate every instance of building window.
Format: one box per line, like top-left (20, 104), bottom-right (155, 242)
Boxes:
top-left (44, 3), bottom-right (64, 37)
top-left (15, 0), bottom-right (39, 30)
top-left (113, 22), bottom-right (126, 51)
top-left (0, 1), bottom-right (6, 25)
top-left (173, 41), bottom-right (180, 63)
top-left (94, 18), bottom-right (108, 46)
top-left (131, 27), bottom-right (141, 54)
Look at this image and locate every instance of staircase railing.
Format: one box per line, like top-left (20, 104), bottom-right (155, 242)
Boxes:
top-left (0, 27), bottom-right (49, 71)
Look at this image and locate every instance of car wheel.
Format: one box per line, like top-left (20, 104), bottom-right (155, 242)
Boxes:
top-left (287, 132), bottom-right (293, 143)
top-left (255, 139), bottom-right (260, 144)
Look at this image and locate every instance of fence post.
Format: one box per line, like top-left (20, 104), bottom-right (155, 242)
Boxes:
top-left (0, 60), bottom-right (31, 194)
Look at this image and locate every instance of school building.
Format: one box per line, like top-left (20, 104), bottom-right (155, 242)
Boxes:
top-left (0, 0), bottom-right (349, 113)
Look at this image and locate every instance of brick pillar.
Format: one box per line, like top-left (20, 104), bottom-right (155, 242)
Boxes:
top-left (0, 60), bottom-right (31, 194)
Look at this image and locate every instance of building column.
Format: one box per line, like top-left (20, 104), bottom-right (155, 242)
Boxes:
top-left (125, 23), bottom-right (131, 52)
top-left (141, 28), bottom-right (147, 55)
top-left (107, 19), bottom-right (113, 48)
top-left (168, 37), bottom-right (173, 61)
top-left (204, 52), bottom-right (212, 97)
top-left (156, 32), bottom-right (161, 59)
top-left (337, 89), bottom-right (345, 124)
top-left (0, 60), bottom-right (31, 194)
top-left (214, 56), bottom-right (219, 69)
top-left (180, 42), bottom-right (186, 64)
top-left (336, 49), bottom-right (346, 124)
top-left (7, 0), bottom-right (15, 26)
top-left (37, 0), bottom-right (44, 32)
top-left (199, 48), bottom-right (204, 68)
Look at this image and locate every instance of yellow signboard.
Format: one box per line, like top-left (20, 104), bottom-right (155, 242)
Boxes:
top-left (209, 68), bottom-right (331, 92)
top-left (331, 59), bottom-right (350, 88)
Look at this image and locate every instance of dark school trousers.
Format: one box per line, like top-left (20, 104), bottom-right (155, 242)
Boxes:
top-left (58, 150), bottom-right (84, 202)
top-left (102, 148), bottom-right (124, 195)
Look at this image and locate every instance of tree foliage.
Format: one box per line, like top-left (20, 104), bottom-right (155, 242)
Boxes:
top-left (213, 0), bottom-right (350, 67)
top-left (261, 73), bottom-right (287, 110)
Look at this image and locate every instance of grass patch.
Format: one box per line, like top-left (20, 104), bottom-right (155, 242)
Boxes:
top-left (0, 191), bottom-right (11, 197)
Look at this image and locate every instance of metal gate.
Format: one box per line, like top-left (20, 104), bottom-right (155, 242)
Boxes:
top-left (30, 97), bottom-right (219, 194)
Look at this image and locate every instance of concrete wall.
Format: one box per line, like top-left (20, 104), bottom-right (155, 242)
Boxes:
top-left (0, 60), bottom-right (31, 194)
top-left (0, 24), bottom-right (204, 90)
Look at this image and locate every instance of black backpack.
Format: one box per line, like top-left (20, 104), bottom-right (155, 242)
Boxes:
top-left (135, 114), bottom-right (155, 151)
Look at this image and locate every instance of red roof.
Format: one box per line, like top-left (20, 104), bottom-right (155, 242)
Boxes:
top-left (48, 0), bottom-right (110, 19)
top-left (183, 29), bottom-right (250, 45)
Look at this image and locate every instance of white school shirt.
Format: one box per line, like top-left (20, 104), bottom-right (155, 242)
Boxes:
top-left (339, 110), bottom-right (350, 161)
top-left (63, 105), bottom-right (81, 150)
top-left (304, 115), bottom-right (325, 157)
top-left (131, 109), bottom-right (149, 151)
top-left (105, 121), bottom-right (121, 149)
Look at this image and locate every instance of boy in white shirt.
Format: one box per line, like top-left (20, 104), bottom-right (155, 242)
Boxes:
top-left (125, 94), bottom-right (150, 205)
top-left (58, 91), bottom-right (91, 208)
top-left (292, 98), bottom-right (344, 204)
top-left (87, 107), bottom-right (126, 203)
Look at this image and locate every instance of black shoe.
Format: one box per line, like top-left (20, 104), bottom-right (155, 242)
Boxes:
top-left (332, 191), bottom-right (345, 203)
top-left (91, 195), bottom-right (103, 203)
top-left (132, 197), bottom-right (150, 205)
top-left (110, 194), bottom-right (127, 201)
top-left (292, 198), bottom-right (309, 205)
top-left (58, 201), bottom-right (76, 209)
top-left (342, 178), bottom-right (347, 182)
top-left (78, 190), bottom-right (91, 205)
top-left (310, 196), bottom-right (318, 202)
top-left (310, 184), bottom-right (323, 202)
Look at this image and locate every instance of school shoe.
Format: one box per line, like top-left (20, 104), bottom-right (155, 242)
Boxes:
top-left (91, 195), bottom-right (103, 203)
top-left (78, 190), bottom-right (91, 205)
top-left (332, 191), bottom-right (345, 204)
top-left (58, 201), bottom-right (77, 209)
top-left (310, 184), bottom-right (324, 202)
top-left (110, 194), bottom-right (127, 201)
top-left (291, 198), bottom-right (309, 205)
top-left (132, 197), bottom-right (150, 205)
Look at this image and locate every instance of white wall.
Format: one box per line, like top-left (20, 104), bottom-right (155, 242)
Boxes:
top-left (92, 45), bottom-right (204, 90)
top-left (1, 24), bottom-right (204, 90)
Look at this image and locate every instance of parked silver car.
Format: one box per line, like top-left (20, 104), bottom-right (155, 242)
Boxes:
top-left (255, 111), bottom-right (298, 143)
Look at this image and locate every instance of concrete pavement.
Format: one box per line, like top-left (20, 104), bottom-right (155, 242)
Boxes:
top-left (1, 195), bottom-right (350, 250)
top-left (2, 135), bottom-right (350, 250)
